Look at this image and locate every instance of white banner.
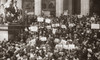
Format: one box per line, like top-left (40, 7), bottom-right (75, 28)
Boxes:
top-left (37, 17), bottom-right (44, 22)
top-left (45, 18), bottom-right (51, 23)
top-left (63, 44), bottom-right (76, 50)
top-left (29, 26), bottom-right (38, 32)
top-left (52, 23), bottom-right (60, 27)
top-left (40, 36), bottom-right (47, 41)
top-left (91, 24), bottom-right (99, 29)
top-left (46, 25), bottom-right (51, 29)
top-left (61, 25), bottom-right (66, 28)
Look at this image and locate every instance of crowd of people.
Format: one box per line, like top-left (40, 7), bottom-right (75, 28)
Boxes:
top-left (0, 0), bottom-right (100, 60)
top-left (0, 13), bottom-right (100, 60)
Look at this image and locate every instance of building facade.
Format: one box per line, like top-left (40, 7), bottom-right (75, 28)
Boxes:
top-left (0, 0), bottom-right (90, 17)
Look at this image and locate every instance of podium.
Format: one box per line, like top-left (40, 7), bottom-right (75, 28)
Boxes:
top-left (0, 24), bottom-right (25, 42)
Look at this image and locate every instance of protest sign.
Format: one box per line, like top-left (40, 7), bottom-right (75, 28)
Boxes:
top-left (61, 25), bottom-right (66, 28)
top-left (37, 17), bottom-right (44, 22)
top-left (40, 36), bottom-right (47, 41)
top-left (54, 38), bottom-right (60, 44)
top-left (55, 44), bottom-right (63, 50)
top-left (46, 25), bottom-right (51, 29)
top-left (45, 18), bottom-right (51, 23)
top-left (29, 26), bottom-right (38, 32)
top-left (91, 24), bottom-right (99, 29)
top-left (52, 23), bottom-right (60, 27)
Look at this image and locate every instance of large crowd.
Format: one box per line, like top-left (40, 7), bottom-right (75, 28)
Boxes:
top-left (0, 0), bottom-right (100, 60)
top-left (0, 13), bottom-right (100, 60)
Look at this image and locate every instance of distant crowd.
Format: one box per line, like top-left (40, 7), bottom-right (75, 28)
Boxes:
top-left (0, 13), bottom-right (100, 60)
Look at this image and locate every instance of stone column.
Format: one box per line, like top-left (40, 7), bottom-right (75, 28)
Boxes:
top-left (35, 0), bottom-right (42, 16)
top-left (56, 0), bottom-right (64, 17)
top-left (81, 0), bottom-right (90, 15)
top-left (68, 0), bottom-right (72, 14)
top-left (1, 0), bottom-right (6, 5)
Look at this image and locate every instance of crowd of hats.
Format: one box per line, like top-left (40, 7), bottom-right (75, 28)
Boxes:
top-left (0, 14), bottom-right (100, 60)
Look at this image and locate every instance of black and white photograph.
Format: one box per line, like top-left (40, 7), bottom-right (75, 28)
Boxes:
top-left (0, 0), bottom-right (100, 60)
